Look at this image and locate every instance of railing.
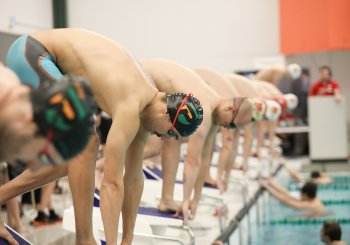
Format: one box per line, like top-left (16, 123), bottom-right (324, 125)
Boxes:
top-left (213, 163), bottom-right (283, 244)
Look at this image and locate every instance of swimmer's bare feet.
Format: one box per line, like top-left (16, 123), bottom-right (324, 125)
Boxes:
top-left (158, 199), bottom-right (181, 213)
top-left (204, 176), bottom-right (217, 187)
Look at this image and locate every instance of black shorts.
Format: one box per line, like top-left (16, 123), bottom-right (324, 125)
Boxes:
top-left (97, 114), bottom-right (112, 145)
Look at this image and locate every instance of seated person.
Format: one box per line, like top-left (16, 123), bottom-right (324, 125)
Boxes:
top-left (309, 66), bottom-right (341, 101)
top-left (284, 164), bottom-right (333, 185)
top-left (320, 221), bottom-right (347, 245)
top-left (261, 179), bottom-right (326, 217)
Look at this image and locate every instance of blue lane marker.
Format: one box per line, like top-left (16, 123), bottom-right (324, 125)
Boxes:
top-left (0, 225), bottom-right (32, 245)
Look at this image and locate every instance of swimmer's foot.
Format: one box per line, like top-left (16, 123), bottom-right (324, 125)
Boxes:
top-left (204, 182), bottom-right (218, 188)
top-left (158, 199), bottom-right (181, 213)
top-left (204, 176), bottom-right (217, 186)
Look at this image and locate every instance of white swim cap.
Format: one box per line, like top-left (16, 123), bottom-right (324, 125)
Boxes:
top-left (264, 100), bottom-right (282, 121)
top-left (284, 93), bottom-right (298, 110)
top-left (287, 64), bottom-right (302, 80)
top-left (252, 98), bottom-right (267, 121)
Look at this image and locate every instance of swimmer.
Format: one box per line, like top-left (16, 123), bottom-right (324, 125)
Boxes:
top-left (255, 63), bottom-right (302, 86)
top-left (0, 63), bottom-right (96, 245)
top-left (3, 29), bottom-right (203, 244)
top-left (254, 80), bottom-right (298, 158)
top-left (320, 221), bottom-right (347, 245)
top-left (194, 68), bottom-right (261, 191)
top-left (261, 180), bottom-right (326, 217)
top-left (141, 59), bottom-right (253, 224)
top-left (284, 164), bottom-right (333, 185)
top-left (226, 74), bottom-right (282, 160)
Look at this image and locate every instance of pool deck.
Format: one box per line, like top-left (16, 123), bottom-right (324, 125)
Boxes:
top-left (2, 145), bottom-right (284, 245)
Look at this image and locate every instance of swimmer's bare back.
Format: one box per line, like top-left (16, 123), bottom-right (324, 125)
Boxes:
top-left (31, 29), bottom-right (157, 116)
top-left (141, 59), bottom-right (220, 112)
top-left (194, 68), bottom-right (240, 98)
top-left (226, 74), bottom-right (260, 97)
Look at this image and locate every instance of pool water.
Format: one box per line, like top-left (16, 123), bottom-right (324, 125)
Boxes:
top-left (250, 174), bottom-right (350, 245)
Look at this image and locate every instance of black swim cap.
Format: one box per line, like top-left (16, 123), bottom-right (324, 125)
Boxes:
top-left (31, 75), bottom-right (97, 163)
top-left (167, 93), bottom-right (203, 138)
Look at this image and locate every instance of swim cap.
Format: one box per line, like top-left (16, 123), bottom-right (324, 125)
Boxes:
top-left (167, 93), bottom-right (203, 138)
top-left (284, 93), bottom-right (298, 110)
top-left (252, 98), bottom-right (267, 121)
top-left (274, 97), bottom-right (288, 111)
top-left (30, 75), bottom-right (97, 164)
top-left (264, 100), bottom-right (281, 121)
top-left (287, 64), bottom-right (302, 80)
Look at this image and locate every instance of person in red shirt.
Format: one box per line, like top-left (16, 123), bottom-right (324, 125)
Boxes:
top-left (309, 66), bottom-right (341, 101)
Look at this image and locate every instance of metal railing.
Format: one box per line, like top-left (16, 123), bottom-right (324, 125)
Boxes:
top-left (213, 161), bottom-right (283, 245)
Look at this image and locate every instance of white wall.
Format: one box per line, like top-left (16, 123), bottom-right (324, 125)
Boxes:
top-left (286, 51), bottom-right (350, 122)
top-left (0, 0), bottom-right (53, 34)
top-left (68, 0), bottom-right (280, 73)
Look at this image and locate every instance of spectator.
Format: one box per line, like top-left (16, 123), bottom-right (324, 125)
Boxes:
top-left (309, 66), bottom-right (341, 101)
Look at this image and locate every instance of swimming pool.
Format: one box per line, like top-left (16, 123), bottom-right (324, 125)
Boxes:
top-left (230, 171), bottom-right (350, 245)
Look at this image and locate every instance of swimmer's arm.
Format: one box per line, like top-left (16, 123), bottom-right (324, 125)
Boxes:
top-left (266, 186), bottom-right (306, 210)
top-left (122, 132), bottom-right (146, 243)
top-left (193, 125), bottom-right (219, 201)
top-left (0, 164), bottom-right (68, 205)
top-left (182, 114), bottom-right (211, 221)
top-left (216, 128), bottom-right (231, 190)
top-left (0, 164), bottom-right (68, 245)
top-left (284, 165), bottom-right (304, 183)
top-left (100, 108), bottom-right (140, 245)
top-left (184, 114), bottom-right (211, 200)
top-left (319, 172), bottom-right (333, 184)
top-left (269, 179), bottom-right (292, 197)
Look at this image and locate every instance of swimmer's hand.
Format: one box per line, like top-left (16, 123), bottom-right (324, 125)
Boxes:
top-left (217, 175), bottom-right (229, 193)
top-left (260, 179), bottom-right (272, 189)
top-left (174, 200), bottom-right (197, 225)
top-left (0, 223), bottom-right (18, 245)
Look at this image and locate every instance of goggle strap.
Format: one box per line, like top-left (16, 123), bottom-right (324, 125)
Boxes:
top-left (170, 93), bottom-right (192, 131)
